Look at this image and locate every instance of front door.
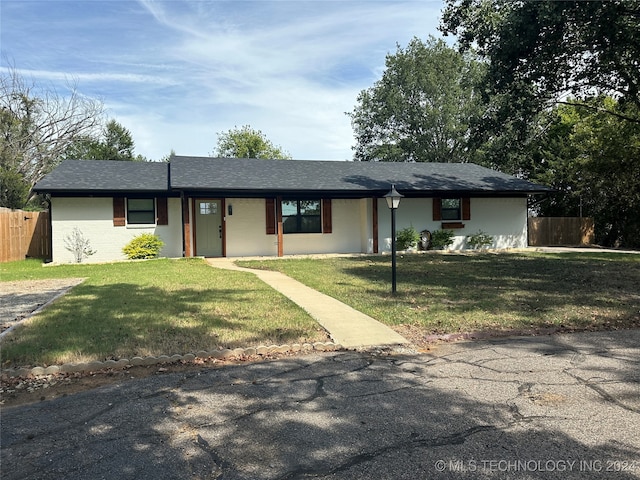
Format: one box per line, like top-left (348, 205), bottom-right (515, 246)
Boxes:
top-left (195, 199), bottom-right (223, 257)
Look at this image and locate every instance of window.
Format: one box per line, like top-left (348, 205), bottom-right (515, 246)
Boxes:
top-left (199, 202), bottom-right (218, 215)
top-left (441, 198), bottom-right (461, 221)
top-left (282, 200), bottom-right (321, 233)
top-left (127, 198), bottom-right (155, 224)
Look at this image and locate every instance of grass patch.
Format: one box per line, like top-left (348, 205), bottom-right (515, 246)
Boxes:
top-left (1, 258), bottom-right (327, 367)
top-left (240, 252), bottom-right (640, 335)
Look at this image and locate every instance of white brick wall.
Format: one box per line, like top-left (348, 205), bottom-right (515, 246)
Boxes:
top-left (51, 197), bottom-right (182, 263)
top-left (50, 195), bottom-right (529, 262)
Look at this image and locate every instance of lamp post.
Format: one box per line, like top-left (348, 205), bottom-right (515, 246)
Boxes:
top-left (384, 184), bottom-right (403, 294)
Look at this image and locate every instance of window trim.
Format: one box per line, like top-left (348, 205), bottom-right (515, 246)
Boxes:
top-left (281, 199), bottom-right (322, 234)
top-left (266, 198), bottom-right (332, 235)
top-left (126, 198), bottom-right (156, 225)
top-left (433, 197), bottom-right (471, 223)
top-left (441, 198), bottom-right (462, 221)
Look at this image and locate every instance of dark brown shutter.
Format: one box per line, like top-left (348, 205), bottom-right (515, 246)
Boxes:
top-left (113, 197), bottom-right (126, 226)
top-left (265, 198), bottom-right (276, 235)
top-left (432, 198), bottom-right (442, 221)
top-left (462, 197), bottom-right (471, 221)
top-left (156, 197), bottom-right (168, 225)
top-left (322, 199), bottom-right (332, 234)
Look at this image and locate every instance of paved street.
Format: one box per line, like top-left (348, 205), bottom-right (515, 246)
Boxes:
top-left (2, 329), bottom-right (639, 479)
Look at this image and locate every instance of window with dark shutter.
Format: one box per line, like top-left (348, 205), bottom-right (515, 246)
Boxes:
top-left (436, 197), bottom-right (471, 229)
top-left (266, 198), bottom-right (276, 235)
top-left (113, 197), bottom-right (126, 226)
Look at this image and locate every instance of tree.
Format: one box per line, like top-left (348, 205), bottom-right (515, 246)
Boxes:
top-left (0, 67), bottom-right (104, 207)
top-left (348, 36), bottom-right (487, 162)
top-left (64, 119), bottom-right (144, 161)
top-left (160, 149), bottom-right (176, 163)
top-left (0, 166), bottom-right (29, 209)
top-left (213, 125), bottom-right (292, 159)
top-left (530, 98), bottom-right (640, 248)
top-left (439, 2), bottom-right (640, 247)
top-left (440, 0), bottom-right (640, 121)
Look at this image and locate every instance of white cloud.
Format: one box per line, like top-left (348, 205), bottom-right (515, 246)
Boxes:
top-left (13, 68), bottom-right (178, 87)
top-left (2, 0), bottom-right (445, 161)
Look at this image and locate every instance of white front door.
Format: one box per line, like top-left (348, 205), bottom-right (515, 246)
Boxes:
top-left (195, 199), bottom-right (223, 257)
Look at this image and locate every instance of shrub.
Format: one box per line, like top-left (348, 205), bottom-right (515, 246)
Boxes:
top-left (64, 227), bottom-right (96, 263)
top-left (123, 233), bottom-right (164, 260)
top-left (466, 230), bottom-right (493, 250)
top-left (429, 229), bottom-right (455, 250)
top-left (396, 225), bottom-right (420, 250)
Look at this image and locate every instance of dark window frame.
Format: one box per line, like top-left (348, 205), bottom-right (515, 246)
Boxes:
top-left (282, 199), bottom-right (322, 234)
top-left (127, 198), bottom-right (156, 225)
top-left (441, 198), bottom-right (461, 221)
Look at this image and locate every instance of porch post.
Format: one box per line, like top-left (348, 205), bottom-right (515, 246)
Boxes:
top-left (182, 195), bottom-right (191, 257)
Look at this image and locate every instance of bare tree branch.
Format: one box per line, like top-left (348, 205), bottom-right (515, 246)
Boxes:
top-left (1, 66), bottom-right (104, 200)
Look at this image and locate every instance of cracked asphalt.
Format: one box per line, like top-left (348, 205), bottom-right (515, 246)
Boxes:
top-left (2, 329), bottom-right (639, 480)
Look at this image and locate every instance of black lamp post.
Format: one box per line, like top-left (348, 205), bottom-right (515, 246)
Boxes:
top-left (384, 184), bottom-right (403, 293)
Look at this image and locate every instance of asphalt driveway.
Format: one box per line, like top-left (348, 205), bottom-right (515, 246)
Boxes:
top-left (1, 329), bottom-right (639, 479)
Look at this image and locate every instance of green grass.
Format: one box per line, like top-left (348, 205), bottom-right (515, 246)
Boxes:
top-left (240, 252), bottom-right (640, 335)
top-left (4, 252), bottom-right (638, 368)
top-left (0, 258), bottom-right (327, 367)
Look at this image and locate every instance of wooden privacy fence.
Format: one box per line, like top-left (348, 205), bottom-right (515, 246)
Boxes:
top-left (0, 208), bottom-right (50, 262)
top-left (528, 217), bottom-right (595, 246)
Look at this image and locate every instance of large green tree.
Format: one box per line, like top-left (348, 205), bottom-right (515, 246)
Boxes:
top-left (64, 119), bottom-right (146, 162)
top-left (530, 98), bottom-right (640, 247)
top-left (439, 0), bottom-right (640, 247)
top-left (348, 36), bottom-right (486, 162)
top-left (213, 125), bottom-right (291, 159)
top-left (440, 0), bottom-right (640, 120)
top-left (1, 68), bottom-right (104, 208)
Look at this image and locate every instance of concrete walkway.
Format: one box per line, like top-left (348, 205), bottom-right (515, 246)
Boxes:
top-left (206, 258), bottom-right (409, 348)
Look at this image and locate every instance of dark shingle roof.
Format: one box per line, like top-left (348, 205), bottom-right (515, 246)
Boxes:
top-left (170, 156), bottom-right (552, 197)
top-left (33, 157), bottom-right (552, 197)
top-left (33, 160), bottom-right (169, 193)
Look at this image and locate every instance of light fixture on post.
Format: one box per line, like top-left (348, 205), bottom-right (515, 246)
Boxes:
top-left (384, 184), bottom-right (403, 294)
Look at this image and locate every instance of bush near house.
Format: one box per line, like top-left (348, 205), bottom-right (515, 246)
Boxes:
top-left (397, 226), bottom-right (420, 250)
top-left (466, 230), bottom-right (493, 250)
top-left (429, 229), bottom-right (455, 250)
top-left (123, 233), bottom-right (164, 260)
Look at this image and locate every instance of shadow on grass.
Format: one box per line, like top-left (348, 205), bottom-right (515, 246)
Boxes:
top-left (289, 253), bottom-right (640, 332)
top-left (1, 282), bottom-right (321, 367)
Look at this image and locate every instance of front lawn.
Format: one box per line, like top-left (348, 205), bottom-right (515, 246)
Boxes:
top-left (0, 258), bottom-right (328, 367)
top-left (3, 252), bottom-right (638, 368)
top-left (240, 252), bottom-right (640, 337)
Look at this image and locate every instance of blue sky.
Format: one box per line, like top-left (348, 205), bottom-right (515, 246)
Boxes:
top-left (1, 0), bottom-right (446, 161)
